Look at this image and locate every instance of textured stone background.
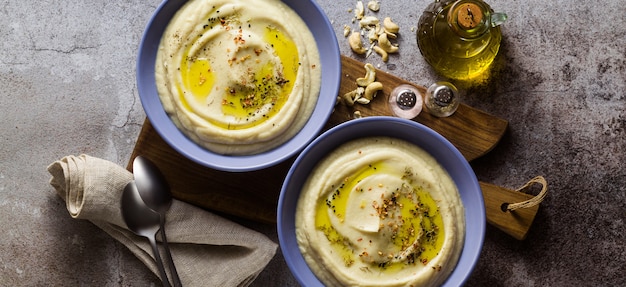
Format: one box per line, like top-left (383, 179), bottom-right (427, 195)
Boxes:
top-left (0, 0), bottom-right (623, 286)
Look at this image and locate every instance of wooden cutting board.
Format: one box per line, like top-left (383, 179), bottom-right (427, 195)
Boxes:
top-left (128, 56), bottom-right (509, 224)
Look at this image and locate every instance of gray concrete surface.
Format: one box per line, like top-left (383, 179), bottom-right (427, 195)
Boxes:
top-left (1, 0), bottom-right (624, 286)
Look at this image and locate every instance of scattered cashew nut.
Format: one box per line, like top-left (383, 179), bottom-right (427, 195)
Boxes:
top-left (373, 45), bottom-right (389, 62)
top-left (343, 25), bottom-right (351, 37)
top-left (367, 1), bottom-right (380, 12)
top-left (354, 1), bottom-right (364, 20)
top-left (384, 30), bottom-right (398, 39)
top-left (356, 63), bottom-right (376, 87)
top-left (363, 81), bottom-right (383, 101)
top-left (348, 31), bottom-right (367, 54)
top-left (341, 90), bottom-right (358, 106)
top-left (359, 16), bottom-right (379, 29)
top-left (383, 17), bottom-right (400, 34)
top-left (367, 28), bottom-right (378, 43)
top-left (378, 33), bottom-right (399, 53)
top-left (356, 97), bottom-right (371, 105)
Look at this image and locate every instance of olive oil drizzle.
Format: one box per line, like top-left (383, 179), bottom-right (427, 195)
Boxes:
top-left (177, 8), bottom-right (299, 130)
top-left (315, 162), bottom-right (446, 271)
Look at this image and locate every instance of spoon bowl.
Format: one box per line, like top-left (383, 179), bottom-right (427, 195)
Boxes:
top-left (134, 156), bottom-right (172, 213)
top-left (121, 181), bottom-right (170, 287)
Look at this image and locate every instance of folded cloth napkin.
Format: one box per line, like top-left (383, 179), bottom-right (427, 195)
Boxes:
top-left (47, 154), bottom-right (277, 287)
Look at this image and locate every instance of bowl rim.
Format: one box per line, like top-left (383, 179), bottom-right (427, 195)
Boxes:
top-left (136, 0), bottom-right (341, 172)
top-left (277, 116), bottom-right (485, 287)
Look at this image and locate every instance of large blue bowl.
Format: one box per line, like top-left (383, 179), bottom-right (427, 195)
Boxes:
top-left (136, 0), bottom-right (340, 172)
top-left (278, 116), bottom-right (485, 286)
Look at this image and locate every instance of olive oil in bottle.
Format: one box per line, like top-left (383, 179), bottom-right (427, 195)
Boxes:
top-left (417, 0), bottom-right (507, 81)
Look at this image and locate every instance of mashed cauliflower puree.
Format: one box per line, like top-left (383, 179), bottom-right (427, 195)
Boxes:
top-left (295, 137), bottom-right (465, 287)
top-left (155, 0), bottom-right (321, 155)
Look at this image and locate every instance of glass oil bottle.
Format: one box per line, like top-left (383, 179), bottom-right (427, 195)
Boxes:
top-left (417, 0), bottom-right (507, 81)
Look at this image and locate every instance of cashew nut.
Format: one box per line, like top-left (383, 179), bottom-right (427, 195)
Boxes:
top-left (343, 25), bottom-right (351, 37)
top-left (359, 16), bottom-right (379, 29)
top-left (355, 86), bottom-right (365, 98)
top-left (373, 45), bottom-right (389, 62)
top-left (367, 28), bottom-right (378, 43)
top-left (354, 1), bottom-right (364, 20)
top-left (367, 1), bottom-right (380, 12)
top-left (348, 32), bottom-right (367, 54)
top-left (383, 17), bottom-right (400, 34)
top-left (341, 90), bottom-right (357, 106)
top-left (378, 33), bottom-right (399, 53)
top-left (356, 63), bottom-right (376, 87)
top-left (375, 23), bottom-right (384, 36)
top-left (384, 30), bottom-right (398, 39)
top-left (356, 97), bottom-right (371, 105)
top-left (353, 110), bottom-right (363, 119)
top-left (363, 81), bottom-right (383, 101)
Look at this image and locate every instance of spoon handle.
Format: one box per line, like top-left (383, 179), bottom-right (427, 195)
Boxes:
top-left (160, 217), bottom-right (182, 287)
top-left (148, 234), bottom-right (171, 287)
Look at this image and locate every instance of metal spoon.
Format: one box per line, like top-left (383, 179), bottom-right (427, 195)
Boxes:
top-left (121, 181), bottom-right (171, 287)
top-left (133, 156), bottom-right (181, 287)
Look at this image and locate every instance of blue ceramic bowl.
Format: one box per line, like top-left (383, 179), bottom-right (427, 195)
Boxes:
top-left (136, 0), bottom-right (340, 172)
top-left (278, 117), bottom-right (485, 286)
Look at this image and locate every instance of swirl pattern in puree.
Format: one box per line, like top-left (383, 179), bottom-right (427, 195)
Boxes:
top-left (155, 0), bottom-right (321, 155)
top-left (296, 137), bottom-right (465, 287)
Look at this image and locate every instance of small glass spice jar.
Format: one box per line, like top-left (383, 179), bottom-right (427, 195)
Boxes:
top-left (388, 84), bottom-right (423, 119)
top-left (424, 81), bottom-right (460, 117)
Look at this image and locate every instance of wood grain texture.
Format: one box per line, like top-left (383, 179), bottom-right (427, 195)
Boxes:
top-left (480, 182), bottom-right (539, 240)
top-left (128, 55), bottom-right (511, 225)
top-left (332, 56), bottom-right (508, 161)
top-left (128, 120), bottom-right (290, 223)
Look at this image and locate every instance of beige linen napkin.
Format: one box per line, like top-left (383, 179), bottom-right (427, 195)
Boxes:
top-left (47, 154), bottom-right (277, 287)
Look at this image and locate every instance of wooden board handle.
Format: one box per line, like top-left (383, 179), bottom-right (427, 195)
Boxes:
top-left (480, 179), bottom-right (546, 240)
